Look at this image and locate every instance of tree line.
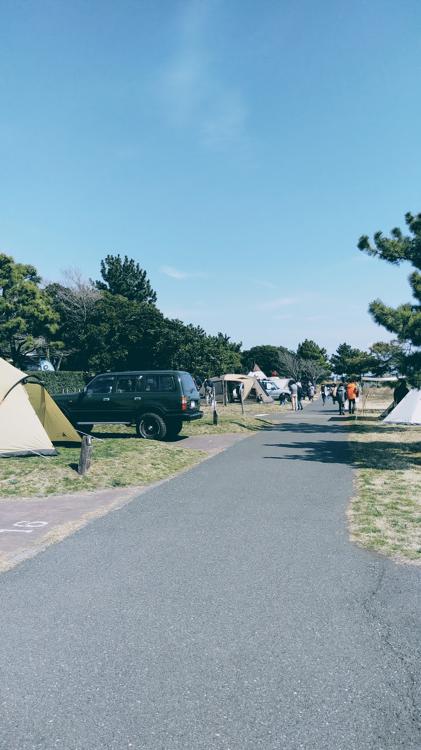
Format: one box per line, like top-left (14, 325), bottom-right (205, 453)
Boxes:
top-left (0, 209), bottom-right (419, 382)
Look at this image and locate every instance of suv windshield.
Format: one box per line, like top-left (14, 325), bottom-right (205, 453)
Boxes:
top-left (179, 372), bottom-right (199, 396)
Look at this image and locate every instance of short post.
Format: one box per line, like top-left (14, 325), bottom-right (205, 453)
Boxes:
top-left (78, 435), bottom-right (92, 475)
top-left (239, 383), bottom-right (244, 415)
top-left (212, 389), bottom-right (218, 425)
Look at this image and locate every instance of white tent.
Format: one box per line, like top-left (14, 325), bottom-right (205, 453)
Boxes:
top-left (383, 389), bottom-right (421, 425)
top-left (0, 357), bottom-right (81, 457)
top-left (247, 363), bottom-right (267, 380)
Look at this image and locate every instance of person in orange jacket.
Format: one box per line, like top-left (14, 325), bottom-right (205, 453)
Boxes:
top-left (346, 378), bottom-right (359, 414)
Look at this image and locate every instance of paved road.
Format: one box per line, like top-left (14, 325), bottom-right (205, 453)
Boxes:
top-left (0, 401), bottom-right (420, 749)
top-left (0, 432), bottom-right (247, 572)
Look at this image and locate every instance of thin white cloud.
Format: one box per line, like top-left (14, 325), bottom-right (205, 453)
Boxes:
top-left (160, 265), bottom-right (207, 281)
top-left (158, 1), bottom-right (248, 149)
top-left (257, 296), bottom-right (301, 311)
top-left (254, 279), bottom-right (278, 290)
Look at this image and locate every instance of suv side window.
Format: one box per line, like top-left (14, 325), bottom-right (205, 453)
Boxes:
top-left (86, 376), bottom-right (115, 394)
top-left (140, 375), bottom-right (159, 392)
top-left (116, 376), bottom-right (137, 393)
top-left (159, 375), bottom-right (176, 392)
top-left (139, 374), bottom-right (176, 392)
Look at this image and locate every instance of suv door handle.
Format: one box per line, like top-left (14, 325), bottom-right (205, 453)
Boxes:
top-left (134, 396), bottom-right (142, 401)
top-left (102, 397), bottom-right (110, 401)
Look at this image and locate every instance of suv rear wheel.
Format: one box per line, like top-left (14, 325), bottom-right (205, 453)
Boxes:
top-left (136, 413), bottom-right (167, 440)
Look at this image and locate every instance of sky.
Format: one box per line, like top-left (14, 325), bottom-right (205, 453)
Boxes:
top-left (1, 0), bottom-right (420, 354)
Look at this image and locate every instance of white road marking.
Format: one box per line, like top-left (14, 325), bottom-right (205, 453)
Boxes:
top-left (0, 529), bottom-right (33, 534)
top-left (0, 521), bottom-right (49, 535)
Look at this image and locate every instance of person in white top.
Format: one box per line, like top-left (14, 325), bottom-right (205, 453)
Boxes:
top-left (289, 381), bottom-right (298, 410)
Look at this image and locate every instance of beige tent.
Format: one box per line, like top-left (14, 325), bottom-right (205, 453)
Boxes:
top-left (210, 374), bottom-right (273, 404)
top-left (0, 357), bottom-right (81, 457)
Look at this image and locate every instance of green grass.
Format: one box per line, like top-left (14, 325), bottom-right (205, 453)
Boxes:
top-left (0, 435), bottom-right (205, 499)
top-left (183, 401), bottom-right (292, 435)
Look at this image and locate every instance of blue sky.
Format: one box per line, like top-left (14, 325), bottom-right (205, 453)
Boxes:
top-left (1, 0), bottom-right (420, 353)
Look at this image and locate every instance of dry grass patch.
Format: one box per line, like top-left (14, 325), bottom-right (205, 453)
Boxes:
top-left (349, 405), bottom-right (421, 564)
top-left (0, 435), bottom-right (204, 500)
top-left (358, 386), bottom-right (394, 414)
top-left (183, 400), bottom-right (296, 435)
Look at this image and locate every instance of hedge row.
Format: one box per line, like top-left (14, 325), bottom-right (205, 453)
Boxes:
top-left (26, 371), bottom-right (91, 394)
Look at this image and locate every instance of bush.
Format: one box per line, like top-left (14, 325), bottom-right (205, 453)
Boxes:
top-left (26, 371), bottom-right (90, 394)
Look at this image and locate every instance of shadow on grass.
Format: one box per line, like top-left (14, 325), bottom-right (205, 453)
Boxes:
top-left (263, 439), bottom-right (421, 470)
top-left (91, 431), bottom-right (135, 440)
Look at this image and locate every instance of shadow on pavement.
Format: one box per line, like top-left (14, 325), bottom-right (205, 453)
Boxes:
top-left (263, 438), bottom-right (420, 470)
top-left (270, 420), bottom-right (404, 435)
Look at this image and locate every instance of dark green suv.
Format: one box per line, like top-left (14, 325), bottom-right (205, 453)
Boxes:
top-left (54, 370), bottom-right (202, 440)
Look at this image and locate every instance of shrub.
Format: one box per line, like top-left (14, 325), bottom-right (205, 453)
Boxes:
top-left (26, 371), bottom-right (90, 394)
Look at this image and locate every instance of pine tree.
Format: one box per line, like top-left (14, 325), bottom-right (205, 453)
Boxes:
top-left (95, 254), bottom-right (157, 304)
top-left (358, 212), bottom-right (421, 380)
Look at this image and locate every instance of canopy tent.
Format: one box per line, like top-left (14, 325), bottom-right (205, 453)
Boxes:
top-left (210, 374), bottom-right (273, 404)
top-left (0, 357), bottom-right (81, 457)
top-left (383, 389), bottom-right (421, 425)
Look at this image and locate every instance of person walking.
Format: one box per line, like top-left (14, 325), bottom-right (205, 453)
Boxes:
top-left (336, 381), bottom-right (346, 415)
top-left (393, 378), bottom-right (409, 405)
top-left (321, 384), bottom-right (326, 406)
top-left (308, 383), bottom-right (315, 401)
top-left (289, 380), bottom-right (298, 411)
top-left (297, 381), bottom-right (304, 410)
top-left (346, 378), bottom-right (359, 415)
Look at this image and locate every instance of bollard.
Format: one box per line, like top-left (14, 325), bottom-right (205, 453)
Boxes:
top-left (212, 389), bottom-right (218, 425)
top-left (239, 385), bottom-right (244, 415)
top-left (78, 435), bottom-right (92, 475)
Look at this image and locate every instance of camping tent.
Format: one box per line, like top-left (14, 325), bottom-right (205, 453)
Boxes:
top-left (247, 363), bottom-right (267, 380)
top-left (0, 357), bottom-right (81, 457)
top-left (210, 374), bottom-right (273, 404)
top-left (383, 389), bottom-right (421, 425)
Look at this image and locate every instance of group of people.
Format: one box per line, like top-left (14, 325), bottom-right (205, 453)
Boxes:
top-left (287, 379), bottom-right (360, 415)
top-left (321, 380), bottom-right (359, 415)
top-left (288, 380), bottom-right (316, 411)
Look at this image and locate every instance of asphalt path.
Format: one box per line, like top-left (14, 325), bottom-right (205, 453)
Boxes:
top-left (0, 400), bottom-right (420, 749)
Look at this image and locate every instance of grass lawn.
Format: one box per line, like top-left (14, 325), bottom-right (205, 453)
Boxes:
top-left (183, 400), bottom-right (291, 435)
top-left (0, 436), bottom-right (205, 500)
top-left (349, 387), bottom-right (421, 564)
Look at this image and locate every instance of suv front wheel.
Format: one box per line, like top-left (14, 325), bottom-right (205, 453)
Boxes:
top-left (136, 413), bottom-right (167, 440)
